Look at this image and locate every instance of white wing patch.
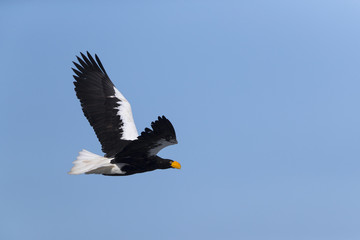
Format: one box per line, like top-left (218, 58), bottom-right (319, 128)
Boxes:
top-left (113, 87), bottom-right (139, 140)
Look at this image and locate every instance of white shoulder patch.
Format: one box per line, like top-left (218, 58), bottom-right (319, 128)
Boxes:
top-left (113, 87), bottom-right (139, 140)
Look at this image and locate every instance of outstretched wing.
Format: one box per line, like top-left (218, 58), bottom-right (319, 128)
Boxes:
top-left (117, 116), bottom-right (177, 159)
top-left (73, 52), bottom-right (138, 157)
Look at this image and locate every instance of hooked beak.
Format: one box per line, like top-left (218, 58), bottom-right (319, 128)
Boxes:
top-left (171, 161), bottom-right (181, 169)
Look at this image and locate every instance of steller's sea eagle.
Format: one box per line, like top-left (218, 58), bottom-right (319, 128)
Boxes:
top-left (69, 52), bottom-right (180, 176)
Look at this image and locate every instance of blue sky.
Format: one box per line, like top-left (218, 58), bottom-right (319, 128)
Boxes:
top-left (1, 1), bottom-right (360, 239)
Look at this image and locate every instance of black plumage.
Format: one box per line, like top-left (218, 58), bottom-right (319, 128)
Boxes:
top-left (72, 52), bottom-right (130, 157)
top-left (69, 52), bottom-right (180, 176)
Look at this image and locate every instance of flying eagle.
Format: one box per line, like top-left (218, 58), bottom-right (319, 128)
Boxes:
top-left (69, 52), bottom-right (180, 176)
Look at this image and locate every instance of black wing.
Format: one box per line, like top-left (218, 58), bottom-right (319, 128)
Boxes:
top-left (138, 115), bottom-right (177, 156)
top-left (114, 116), bottom-right (177, 160)
top-left (72, 52), bottom-right (138, 157)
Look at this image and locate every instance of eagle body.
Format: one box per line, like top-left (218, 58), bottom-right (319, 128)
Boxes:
top-left (69, 52), bottom-right (180, 176)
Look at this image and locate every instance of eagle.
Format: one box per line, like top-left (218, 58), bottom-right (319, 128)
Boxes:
top-left (69, 52), bottom-right (180, 176)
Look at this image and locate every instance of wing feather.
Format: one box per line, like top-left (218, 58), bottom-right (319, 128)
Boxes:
top-left (73, 52), bottom-right (138, 157)
top-left (114, 116), bottom-right (177, 159)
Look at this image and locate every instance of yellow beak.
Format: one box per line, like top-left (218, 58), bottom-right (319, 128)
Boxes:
top-left (171, 161), bottom-right (181, 169)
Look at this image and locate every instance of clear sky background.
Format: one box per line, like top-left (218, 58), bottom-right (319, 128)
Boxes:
top-left (1, 1), bottom-right (360, 239)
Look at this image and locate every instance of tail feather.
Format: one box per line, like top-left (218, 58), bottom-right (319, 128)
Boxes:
top-left (69, 149), bottom-right (113, 175)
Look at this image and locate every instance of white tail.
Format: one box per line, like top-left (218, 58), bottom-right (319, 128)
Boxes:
top-left (69, 149), bottom-right (120, 175)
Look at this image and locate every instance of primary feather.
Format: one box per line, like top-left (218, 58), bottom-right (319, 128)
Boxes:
top-left (72, 52), bottom-right (138, 157)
